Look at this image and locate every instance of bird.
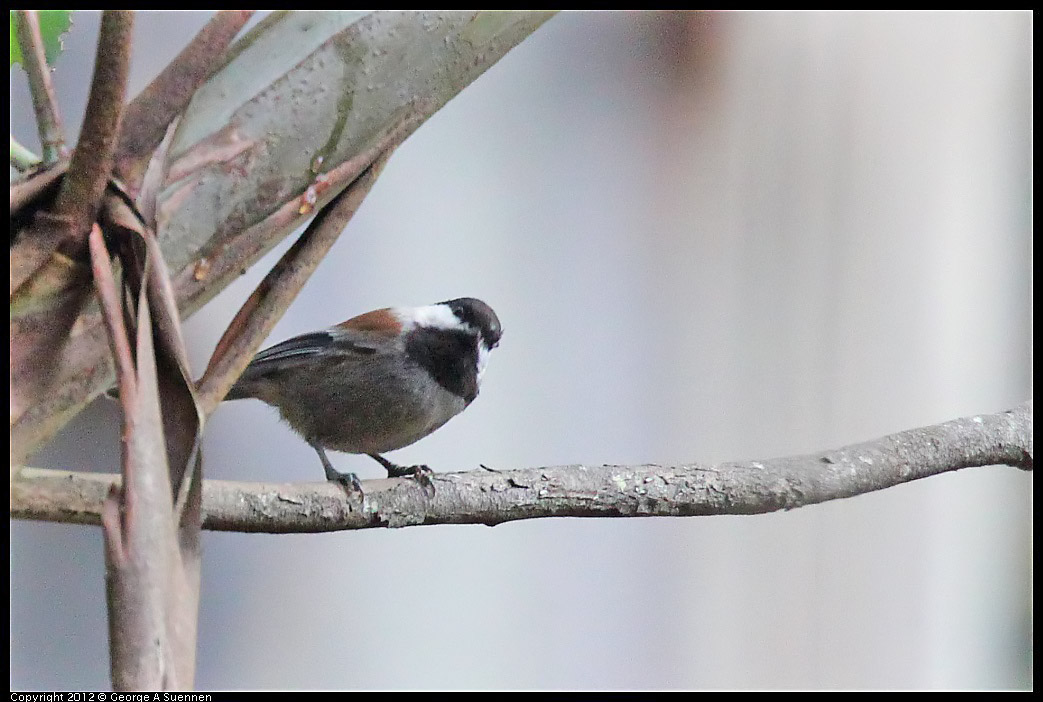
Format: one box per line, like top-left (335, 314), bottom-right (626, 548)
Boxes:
top-left (225, 297), bottom-right (501, 494)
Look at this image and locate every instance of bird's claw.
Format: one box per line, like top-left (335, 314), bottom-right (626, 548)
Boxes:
top-left (408, 465), bottom-right (436, 497)
top-left (330, 470), bottom-right (364, 497)
top-left (378, 457), bottom-right (435, 496)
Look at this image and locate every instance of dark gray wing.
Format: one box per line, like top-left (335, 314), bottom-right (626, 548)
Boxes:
top-left (240, 329), bottom-right (380, 380)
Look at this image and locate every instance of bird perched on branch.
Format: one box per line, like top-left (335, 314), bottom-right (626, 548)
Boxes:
top-left (225, 297), bottom-right (502, 495)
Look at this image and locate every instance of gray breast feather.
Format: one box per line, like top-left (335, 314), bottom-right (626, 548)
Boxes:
top-left (266, 345), bottom-right (466, 453)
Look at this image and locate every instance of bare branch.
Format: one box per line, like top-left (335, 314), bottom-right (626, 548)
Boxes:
top-left (11, 403), bottom-right (1032, 534)
top-left (15, 10), bottom-right (66, 164)
top-left (11, 136), bottom-right (43, 171)
top-left (51, 10), bottom-right (134, 234)
top-left (115, 10), bottom-right (255, 192)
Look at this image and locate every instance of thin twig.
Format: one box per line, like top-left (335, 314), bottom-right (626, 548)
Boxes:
top-left (11, 403), bottom-right (1032, 534)
top-left (10, 161), bottom-right (68, 214)
top-left (10, 136), bottom-right (43, 171)
top-left (116, 10), bottom-right (255, 193)
top-left (15, 10), bottom-right (66, 164)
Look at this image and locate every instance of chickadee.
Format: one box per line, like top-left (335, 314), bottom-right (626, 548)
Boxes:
top-left (225, 297), bottom-right (501, 493)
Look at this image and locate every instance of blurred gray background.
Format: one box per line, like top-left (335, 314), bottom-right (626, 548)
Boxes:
top-left (11, 10), bottom-right (1032, 690)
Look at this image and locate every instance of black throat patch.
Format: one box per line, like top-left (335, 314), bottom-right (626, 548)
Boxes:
top-left (405, 327), bottom-right (480, 403)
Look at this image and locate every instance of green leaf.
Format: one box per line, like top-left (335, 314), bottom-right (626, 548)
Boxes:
top-left (10, 10), bottom-right (73, 68)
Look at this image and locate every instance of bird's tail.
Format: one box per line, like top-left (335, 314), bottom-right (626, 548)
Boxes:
top-left (223, 380), bottom-right (252, 401)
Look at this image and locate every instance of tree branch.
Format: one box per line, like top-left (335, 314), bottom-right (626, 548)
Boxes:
top-left (10, 135), bottom-right (43, 171)
top-left (50, 10), bottom-right (134, 235)
top-left (15, 10), bottom-right (66, 164)
top-left (11, 403), bottom-right (1031, 533)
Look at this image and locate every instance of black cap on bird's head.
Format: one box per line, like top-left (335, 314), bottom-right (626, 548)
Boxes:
top-left (441, 297), bottom-right (502, 350)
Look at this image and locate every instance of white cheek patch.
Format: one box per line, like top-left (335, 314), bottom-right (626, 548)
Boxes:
top-left (476, 342), bottom-right (493, 385)
top-left (398, 304), bottom-right (471, 333)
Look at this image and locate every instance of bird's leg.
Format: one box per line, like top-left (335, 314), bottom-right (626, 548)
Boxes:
top-left (311, 443), bottom-right (363, 495)
top-left (368, 453), bottom-right (435, 495)
top-left (368, 453), bottom-right (421, 478)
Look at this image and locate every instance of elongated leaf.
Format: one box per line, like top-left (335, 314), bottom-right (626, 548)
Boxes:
top-left (156, 11), bottom-right (554, 308)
